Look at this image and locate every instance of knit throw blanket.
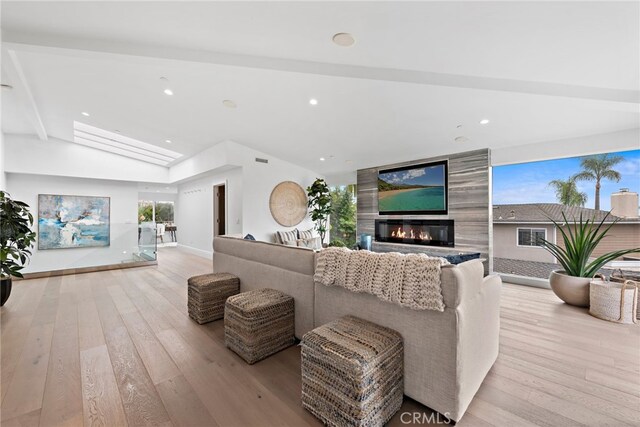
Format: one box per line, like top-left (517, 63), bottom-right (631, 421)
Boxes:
top-left (314, 247), bottom-right (449, 312)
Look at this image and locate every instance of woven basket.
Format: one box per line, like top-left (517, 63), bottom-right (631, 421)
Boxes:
top-left (610, 269), bottom-right (640, 320)
top-left (301, 316), bottom-right (404, 427)
top-left (589, 279), bottom-right (638, 324)
top-left (224, 288), bottom-right (295, 364)
top-left (187, 273), bottom-right (240, 324)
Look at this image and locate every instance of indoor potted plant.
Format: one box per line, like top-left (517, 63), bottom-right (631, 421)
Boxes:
top-left (0, 191), bottom-right (37, 306)
top-left (306, 178), bottom-right (332, 246)
top-left (539, 211), bottom-right (640, 307)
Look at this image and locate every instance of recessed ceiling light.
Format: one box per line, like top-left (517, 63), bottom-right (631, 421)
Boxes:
top-left (332, 32), bottom-right (355, 47)
top-left (222, 99), bottom-right (237, 108)
top-left (164, 88), bottom-right (174, 96)
top-left (455, 136), bottom-right (469, 143)
top-left (165, 139), bottom-right (172, 143)
top-left (165, 186), bottom-right (170, 189)
top-left (319, 157), bottom-right (326, 161)
top-left (479, 119), bottom-right (490, 125)
top-left (309, 98), bottom-right (318, 106)
top-left (81, 112), bottom-right (90, 117)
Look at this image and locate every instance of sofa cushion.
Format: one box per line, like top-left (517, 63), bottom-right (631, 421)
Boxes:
top-left (297, 237), bottom-right (322, 250)
top-left (276, 229), bottom-right (298, 244)
top-left (298, 228), bottom-right (315, 240)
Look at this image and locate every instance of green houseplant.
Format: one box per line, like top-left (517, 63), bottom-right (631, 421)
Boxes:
top-left (539, 211), bottom-right (640, 307)
top-left (306, 178), bottom-right (332, 245)
top-left (0, 191), bottom-right (37, 306)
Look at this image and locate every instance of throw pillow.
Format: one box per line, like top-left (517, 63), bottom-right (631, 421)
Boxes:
top-left (297, 237), bottom-right (322, 250)
top-left (283, 240), bottom-right (297, 247)
top-left (276, 229), bottom-right (298, 245)
top-left (243, 234), bottom-right (256, 240)
top-left (298, 228), bottom-right (315, 240)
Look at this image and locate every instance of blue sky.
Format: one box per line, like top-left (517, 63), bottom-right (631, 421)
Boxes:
top-left (493, 150), bottom-right (640, 211)
top-left (380, 165), bottom-right (445, 186)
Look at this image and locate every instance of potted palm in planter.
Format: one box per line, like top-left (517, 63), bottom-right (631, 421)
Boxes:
top-left (0, 191), bottom-right (37, 306)
top-left (539, 211), bottom-right (640, 307)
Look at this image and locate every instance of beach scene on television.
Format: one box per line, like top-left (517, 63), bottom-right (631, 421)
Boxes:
top-left (378, 163), bottom-right (447, 213)
top-left (38, 194), bottom-right (110, 250)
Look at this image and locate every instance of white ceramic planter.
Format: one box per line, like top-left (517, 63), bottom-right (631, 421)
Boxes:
top-left (549, 270), bottom-right (591, 307)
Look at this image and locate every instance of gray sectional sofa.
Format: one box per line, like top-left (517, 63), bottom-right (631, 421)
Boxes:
top-left (212, 236), bottom-right (501, 422)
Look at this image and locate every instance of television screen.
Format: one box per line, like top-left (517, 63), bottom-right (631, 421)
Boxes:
top-left (377, 160), bottom-right (448, 215)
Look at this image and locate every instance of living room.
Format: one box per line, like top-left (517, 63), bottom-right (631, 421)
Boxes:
top-left (1, 2), bottom-right (639, 426)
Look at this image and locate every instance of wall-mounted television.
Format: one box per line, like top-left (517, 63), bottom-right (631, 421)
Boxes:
top-left (377, 160), bottom-right (448, 215)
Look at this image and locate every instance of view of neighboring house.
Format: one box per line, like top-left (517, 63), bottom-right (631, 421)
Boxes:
top-left (494, 190), bottom-right (640, 278)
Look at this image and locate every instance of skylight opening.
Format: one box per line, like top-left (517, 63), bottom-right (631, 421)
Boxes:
top-left (72, 122), bottom-right (182, 166)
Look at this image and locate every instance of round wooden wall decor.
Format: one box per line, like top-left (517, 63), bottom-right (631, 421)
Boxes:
top-left (269, 181), bottom-right (308, 227)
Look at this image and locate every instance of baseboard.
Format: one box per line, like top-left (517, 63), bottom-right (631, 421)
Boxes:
top-left (176, 244), bottom-right (213, 259)
top-left (17, 260), bottom-right (158, 280)
top-left (498, 273), bottom-right (551, 289)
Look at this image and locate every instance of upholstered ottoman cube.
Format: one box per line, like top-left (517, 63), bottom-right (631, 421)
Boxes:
top-left (224, 288), bottom-right (295, 364)
top-left (301, 315), bottom-right (404, 427)
top-left (187, 273), bottom-right (240, 324)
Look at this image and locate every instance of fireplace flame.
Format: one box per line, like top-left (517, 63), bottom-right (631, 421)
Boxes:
top-left (390, 226), bottom-right (431, 241)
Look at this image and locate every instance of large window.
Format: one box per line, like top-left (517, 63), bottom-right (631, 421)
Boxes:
top-left (329, 185), bottom-right (357, 248)
top-left (493, 149), bottom-right (640, 280)
top-left (138, 200), bottom-right (175, 224)
top-left (155, 201), bottom-right (174, 223)
top-left (517, 228), bottom-right (546, 247)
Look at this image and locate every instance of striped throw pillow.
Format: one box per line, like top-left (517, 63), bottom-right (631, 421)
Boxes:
top-left (298, 228), bottom-right (315, 240)
top-left (276, 230), bottom-right (298, 245)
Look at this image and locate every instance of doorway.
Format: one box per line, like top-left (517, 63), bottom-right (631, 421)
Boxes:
top-left (213, 184), bottom-right (226, 237)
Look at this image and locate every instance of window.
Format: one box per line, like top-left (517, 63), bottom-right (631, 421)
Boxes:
top-left (517, 228), bottom-right (546, 247)
top-left (329, 185), bottom-right (357, 248)
top-left (138, 200), bottom-right (174, 224)
top-left (155, 201), bottom-right (174, 223)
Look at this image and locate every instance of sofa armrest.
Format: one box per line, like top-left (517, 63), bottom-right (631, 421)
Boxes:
top-left (440, 259), bottom-right (488, 308)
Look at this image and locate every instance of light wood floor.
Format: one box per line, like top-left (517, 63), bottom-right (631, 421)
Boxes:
top-left (1, 248), bottom-right (639, 426)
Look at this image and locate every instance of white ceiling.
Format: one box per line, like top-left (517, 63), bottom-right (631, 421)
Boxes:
top-left (2, 1), bottom-right (639, 176)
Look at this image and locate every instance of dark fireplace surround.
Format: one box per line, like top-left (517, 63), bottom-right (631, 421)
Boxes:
top-left (375, 219), bottom-right (455, 247)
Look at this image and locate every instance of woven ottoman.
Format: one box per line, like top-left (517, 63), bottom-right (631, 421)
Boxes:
top-left (187, 273), bottom-right (240, 324)
top-left (224, 288), bottom-right (295, 364)
top-left (301, 315), bottom-right (404, 427)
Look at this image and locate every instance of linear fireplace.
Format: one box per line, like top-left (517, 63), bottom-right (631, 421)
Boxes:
top-left (375, 219), bottom-right (454, 247)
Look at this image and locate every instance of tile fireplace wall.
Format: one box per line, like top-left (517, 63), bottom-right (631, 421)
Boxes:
top-left (357, 149), bottom-right (492, 273)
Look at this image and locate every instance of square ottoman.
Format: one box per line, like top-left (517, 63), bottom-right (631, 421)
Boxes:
top-left (301, 315), bottom-right (404, 427)
top-left (187, 273), bottom-right (240, 324)
top-left (224, 288), bottom-right (295, 364)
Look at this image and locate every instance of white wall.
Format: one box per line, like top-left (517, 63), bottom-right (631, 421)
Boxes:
top-left (4, 134), bottom-right (170, 183)
top-left (0, 132), bottom-right (6, 190)
top-left (175, 167), bottom-right (243, 257)
top-left (6, 173), bottom-right (139, 273)
top-left (175, 141), bottom-right (321, 257)
top-left (138, 192), bottom-right (177, 203)
top-left (226, 141), bottom-right (318, 243)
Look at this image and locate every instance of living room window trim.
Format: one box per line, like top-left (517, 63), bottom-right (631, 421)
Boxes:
top-left (516, 227), bottom-right (547, 248)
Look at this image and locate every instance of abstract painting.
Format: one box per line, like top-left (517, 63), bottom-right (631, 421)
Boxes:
top-left (38, 194), bottom-right (110, 250)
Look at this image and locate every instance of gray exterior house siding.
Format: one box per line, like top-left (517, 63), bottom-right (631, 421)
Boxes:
top-left (493, 223), bottom-right (556, 263)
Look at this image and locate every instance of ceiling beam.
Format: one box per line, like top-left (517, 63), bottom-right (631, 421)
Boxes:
top-left (2, 48), bottom-right (48, 140)
top-left (4, 31), bottom-right (639, 106)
